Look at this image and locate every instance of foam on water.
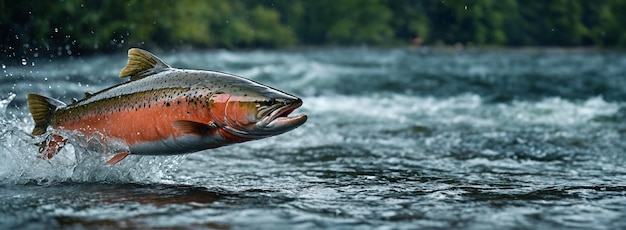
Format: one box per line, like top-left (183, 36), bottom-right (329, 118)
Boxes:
top-left (303, 93), bottom-right (620, 129)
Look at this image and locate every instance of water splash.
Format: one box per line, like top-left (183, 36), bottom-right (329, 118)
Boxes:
top-left (0, 94), bottom-right (182, 185)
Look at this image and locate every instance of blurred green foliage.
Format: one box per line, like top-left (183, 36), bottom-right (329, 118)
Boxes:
top-left (1, 0), bottom-right (625, 57)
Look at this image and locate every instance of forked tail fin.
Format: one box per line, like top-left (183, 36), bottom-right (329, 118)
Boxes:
top-left (27, 94), bottom-right (65, 135)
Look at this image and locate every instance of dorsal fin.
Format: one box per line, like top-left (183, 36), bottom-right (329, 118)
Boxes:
top-left (119, 48), bottom-right (171, 81)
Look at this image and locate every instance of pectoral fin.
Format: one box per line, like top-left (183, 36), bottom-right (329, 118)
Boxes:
top-left (171, 120), bottom-right (218, 136)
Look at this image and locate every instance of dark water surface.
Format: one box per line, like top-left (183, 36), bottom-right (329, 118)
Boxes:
top-left (1, 48), bottom-right (626, 229)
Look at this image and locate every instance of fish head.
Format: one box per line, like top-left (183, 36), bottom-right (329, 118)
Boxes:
top-left (209, 80), bottom-right (307, 140)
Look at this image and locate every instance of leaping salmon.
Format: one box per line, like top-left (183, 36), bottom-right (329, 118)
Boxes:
top-left (27, 48), bottom-right (307, 165)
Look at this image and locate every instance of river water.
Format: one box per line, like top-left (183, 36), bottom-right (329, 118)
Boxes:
top-left (1, 47), bottom-right (625, 229)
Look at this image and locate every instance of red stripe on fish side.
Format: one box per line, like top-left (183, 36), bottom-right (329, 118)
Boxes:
top-left (56, 99), bottom-right (213, 145)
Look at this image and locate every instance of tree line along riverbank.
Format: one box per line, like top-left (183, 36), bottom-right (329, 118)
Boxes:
top-left (1, 0), bottom-right (625, 59)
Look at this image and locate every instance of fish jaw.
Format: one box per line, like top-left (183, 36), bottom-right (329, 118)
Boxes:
top-left (259, 98), bottom-right (307, 133)
top-left (209, 88), bottom-right (307, 140)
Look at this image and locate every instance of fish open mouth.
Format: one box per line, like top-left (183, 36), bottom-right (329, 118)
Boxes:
top-left (263, 98), bottom-right (307, 129)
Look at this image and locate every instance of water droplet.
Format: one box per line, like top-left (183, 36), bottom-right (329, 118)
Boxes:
top-left (54, 28), bottom-right (58, 33)
top-left (464, 5), bottom-right (467, 10)
top-left (136, 131), bottom-right (141, 135)
top-left (1, 64), bottom-right (5, 69)
top-left (21, 59), bottom-right (27, 65)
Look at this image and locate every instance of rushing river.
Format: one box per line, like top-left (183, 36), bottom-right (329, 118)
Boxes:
top-left (1, 47), bottom-right (625, 229)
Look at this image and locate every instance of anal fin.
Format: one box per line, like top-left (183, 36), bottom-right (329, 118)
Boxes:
top-left (105, 152), bottom-right (130, 165)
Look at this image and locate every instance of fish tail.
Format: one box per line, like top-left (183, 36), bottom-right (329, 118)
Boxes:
top-left (27, 94), bottom-right (65, 135)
